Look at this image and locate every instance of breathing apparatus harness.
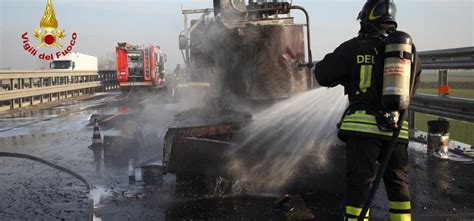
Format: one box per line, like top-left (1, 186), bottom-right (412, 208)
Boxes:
top-left (337, 30), bottom-right (415, 133)
top-left (356, 31), bottom-right (418, 221)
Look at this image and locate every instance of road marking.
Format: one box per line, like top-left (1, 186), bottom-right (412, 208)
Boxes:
top-left (102, 113), bottom-right (120, 122)
top-left (139, 99), bottom-right (149, 105)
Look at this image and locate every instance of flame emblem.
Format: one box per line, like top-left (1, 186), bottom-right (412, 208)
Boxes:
top-left (34, 0), bottom-right (66, 49)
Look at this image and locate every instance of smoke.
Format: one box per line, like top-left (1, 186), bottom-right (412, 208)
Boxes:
top-left (171, 15), bottom-right (347, 192)
top-left (179, 16), bottom-right (312, 114)
top-left (227, 86), bottom-right (348, 191)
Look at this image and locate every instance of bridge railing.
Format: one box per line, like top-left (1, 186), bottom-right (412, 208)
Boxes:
top-left (0, 70), bottom-right (104, 111)
top-left (408, 47), bottom-right (474, 140)
top-left (98, 70), bottom-right (119, 91)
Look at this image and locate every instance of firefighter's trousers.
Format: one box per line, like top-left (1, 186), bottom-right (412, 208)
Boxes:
top-left (344, 136), bottom-right (411, 221)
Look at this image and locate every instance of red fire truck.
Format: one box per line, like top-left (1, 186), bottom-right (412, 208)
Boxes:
top-left (116, 42), bottom-right (166, 89)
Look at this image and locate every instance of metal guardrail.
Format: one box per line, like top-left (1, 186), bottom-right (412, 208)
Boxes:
top-left (419, 46), bottom-right (474, 70)
top-left (0, 70), bottom-right (98, 79)
top-left (408, 47), bottom-right (474, 134)
top-left (0, 82), bottom-right (100, 100)
top-left (0, 70), bottom-right (103, 111)
top-left (98, 70), bottom-right (118, 91)
top-left (418, 47), bottom-right (474, 59)
top-left (410, 94), bottom-right (474, 123)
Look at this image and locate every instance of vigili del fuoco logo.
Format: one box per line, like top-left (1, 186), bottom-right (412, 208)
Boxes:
top-left (21, 0), bottom-right (78, 60)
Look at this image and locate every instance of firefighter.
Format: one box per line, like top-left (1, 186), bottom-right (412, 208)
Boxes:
top-left (314, 0), bottom-right (421, 220)
top-left (169, 64), bottom-right (181, 96)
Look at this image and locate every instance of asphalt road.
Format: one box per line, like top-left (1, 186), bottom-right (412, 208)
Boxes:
top-left (0, 91), bottom-right (473, 220)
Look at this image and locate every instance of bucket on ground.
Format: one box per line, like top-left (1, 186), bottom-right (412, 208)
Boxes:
top-left (427, 119), bottom-right (450, 159)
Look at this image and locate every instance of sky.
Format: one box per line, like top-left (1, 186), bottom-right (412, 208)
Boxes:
top-left (0, 0), bottom-right (473, 70)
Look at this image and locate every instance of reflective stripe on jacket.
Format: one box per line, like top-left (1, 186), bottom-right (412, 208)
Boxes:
top-left (340, 111), bottom-right (409, 140)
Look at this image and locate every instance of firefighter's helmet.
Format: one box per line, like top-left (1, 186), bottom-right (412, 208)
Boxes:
top-left (358, 0), bottom-right (397, 28)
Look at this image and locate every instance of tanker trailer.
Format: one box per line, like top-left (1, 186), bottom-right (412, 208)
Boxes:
top-left (163, 0), bottom-right (345, 195)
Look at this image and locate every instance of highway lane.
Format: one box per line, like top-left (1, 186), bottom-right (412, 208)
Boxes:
top-left (0, 91), bottom-right (473, 220)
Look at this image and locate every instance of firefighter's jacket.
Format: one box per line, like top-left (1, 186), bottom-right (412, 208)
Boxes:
top-left (314, 34), bottom-right (421, 143)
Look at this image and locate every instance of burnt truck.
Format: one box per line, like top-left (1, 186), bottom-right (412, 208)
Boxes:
top-left (163, 0), bottom-right (345, 194)
top-left (178, 0), bottom-right (313, 102)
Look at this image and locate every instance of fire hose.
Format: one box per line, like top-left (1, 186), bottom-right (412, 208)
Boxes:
top-left (0, 152), bottom-right (94, 221)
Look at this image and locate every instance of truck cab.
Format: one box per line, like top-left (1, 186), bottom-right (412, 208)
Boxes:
top-left (50, 60), bottom-right (76, 70)
top-left (50, 52), bottom-right (98, 71)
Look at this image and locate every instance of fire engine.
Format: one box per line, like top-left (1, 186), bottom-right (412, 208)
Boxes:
top-left (116, 42), bottom-right (166, 89)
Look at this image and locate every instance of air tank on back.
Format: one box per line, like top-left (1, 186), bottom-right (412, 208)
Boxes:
top-left (382, 30), bottom-right (414, 111)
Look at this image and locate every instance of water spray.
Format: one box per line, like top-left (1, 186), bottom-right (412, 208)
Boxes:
top-left (228, 86), bottom-right (348, 191)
